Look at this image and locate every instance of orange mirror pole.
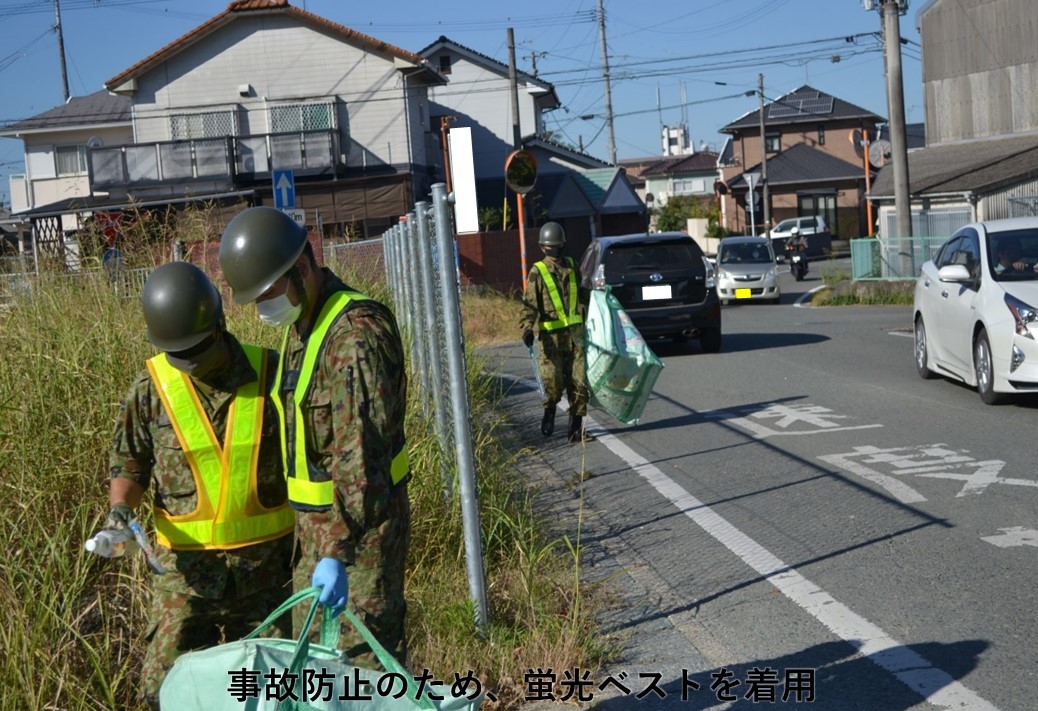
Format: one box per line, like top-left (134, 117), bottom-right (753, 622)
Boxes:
top-left (518, 192), bottom-right (528, 291)
top-left (863, 129), bottom-right (874, 234)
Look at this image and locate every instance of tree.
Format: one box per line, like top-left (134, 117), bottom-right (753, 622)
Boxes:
top-left (653, 194), bottom-right (725, 236)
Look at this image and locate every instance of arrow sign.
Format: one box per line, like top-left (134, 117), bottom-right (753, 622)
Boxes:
top-left (273, 169), bottom-right (295, 210)
top-left (981, 527), bottom-right (1038, 548)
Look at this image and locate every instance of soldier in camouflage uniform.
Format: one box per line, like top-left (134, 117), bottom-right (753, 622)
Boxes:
top-left (219, 206), bottom-right (410, 668)
top-left (105, 261), bottom-right (294, 709)
top-left (521, 222), bottom-right (594, 443)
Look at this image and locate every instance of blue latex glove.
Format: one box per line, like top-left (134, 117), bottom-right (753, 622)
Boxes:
top-left (312, 557), bottom-right (348, 618)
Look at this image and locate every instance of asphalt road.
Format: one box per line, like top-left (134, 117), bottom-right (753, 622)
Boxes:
top-left (487, 264), bottom-right (1037, 711)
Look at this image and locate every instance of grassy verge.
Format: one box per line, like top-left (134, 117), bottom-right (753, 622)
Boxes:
top-left (812, 263), bottom-right (914, 306)
top-left (0, 268), bottom-right (604, 709)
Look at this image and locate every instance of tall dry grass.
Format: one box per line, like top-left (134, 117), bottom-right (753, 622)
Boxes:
top-left (0, 263), bottom-right (605, 710)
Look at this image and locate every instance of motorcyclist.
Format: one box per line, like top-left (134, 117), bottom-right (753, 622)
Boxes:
top-left (786, 226), bottom-right (808, 278)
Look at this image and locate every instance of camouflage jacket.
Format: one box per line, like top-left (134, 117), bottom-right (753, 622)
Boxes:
top-left (520, 255), bottom-right (590, 334)
top-left (279, 268), bottom-right (408, 565)
top-left (109, 334), bottom-right (290, 598)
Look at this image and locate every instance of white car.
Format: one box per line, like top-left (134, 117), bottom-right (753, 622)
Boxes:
top-left (913, 217), bottom-right (1038, 404)
top-left (715, 236), bottom-right (780, 305)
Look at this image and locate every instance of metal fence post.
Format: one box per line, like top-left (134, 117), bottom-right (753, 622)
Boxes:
top-left (430, 182), bottom-right (489, 630)
top-left (415, 200), bottom-right (453, 499)
top-left (405, 212), bottom-right (431, 417)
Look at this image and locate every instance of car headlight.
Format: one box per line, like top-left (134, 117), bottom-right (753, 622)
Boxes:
top-left (718, 269), bottom-right (731, 280)
top-left (767, 267), bottom-right (777, 278)
top-left (1005, 293), bottom-right (1038, 339)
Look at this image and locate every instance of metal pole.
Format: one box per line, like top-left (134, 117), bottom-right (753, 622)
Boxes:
top-left (415, 201), bottom-right (453, 500)
top-left (406, 212), bottom-right (431, 418)
top-left (883, 2), bottom-right (913, 253)
top-left (400, 217), bottom-right (422, 389)
top-left (758, 73), bottom-right (770, 231)
top-left (431, 182), bottom-right (489, 631)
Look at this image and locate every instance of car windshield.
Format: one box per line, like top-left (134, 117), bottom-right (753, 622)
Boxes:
top-left (719, 242), bottom-right (772, 264)
top-left (603, 241), bottom-right (699, 275)
top-left (987, 229), bottom-right (1038, 281)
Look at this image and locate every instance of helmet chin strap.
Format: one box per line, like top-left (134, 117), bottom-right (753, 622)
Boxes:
top-left (288, 265), bottom-right (309, 316)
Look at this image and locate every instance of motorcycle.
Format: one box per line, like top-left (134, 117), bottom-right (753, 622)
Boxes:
top-left (787, 247), bottom-right (808, 281)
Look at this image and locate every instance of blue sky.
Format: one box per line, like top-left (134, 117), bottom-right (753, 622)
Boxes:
top-left (0, 0), bottom-right (924, 209)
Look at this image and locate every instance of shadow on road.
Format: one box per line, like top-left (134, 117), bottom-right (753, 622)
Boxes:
top-left (582, 639), bottom-right (989, 710)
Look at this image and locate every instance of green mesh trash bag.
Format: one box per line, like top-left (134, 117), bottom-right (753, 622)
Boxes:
top-left (159, 587), bottom-right (483, 711)
top-left (584, 287), bottom-right (664, 425)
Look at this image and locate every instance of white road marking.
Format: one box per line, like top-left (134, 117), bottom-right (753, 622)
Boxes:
top-left (981, 527), bottom-right (1038, 548)
top-left (818, 452), bottom-right (928, 504)
top-left (591, 424), bottom-right (997, 710)
top-left (501, 376), bottom-right (998, 710)
top-left (703, 403), bottom-right (883, 439)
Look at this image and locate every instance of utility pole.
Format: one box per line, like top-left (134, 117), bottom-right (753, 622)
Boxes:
top-left (597, 0), bottom-right (617, 165)
top-left (507, 28), bottom-right (522, 149)
top-left (881, 1), bottom-right (912, 240)
top-left (53, 0), bottom-right (70, 102)
top-left (758, 73), bottom-right (770, 231)
top-left (439, 115), bottom-right (457, 192)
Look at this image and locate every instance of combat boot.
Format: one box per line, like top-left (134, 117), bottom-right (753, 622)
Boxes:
top-left (541, 404), bottom-right (556, 437)
top-left (567, 415), bottom-right (594, 443)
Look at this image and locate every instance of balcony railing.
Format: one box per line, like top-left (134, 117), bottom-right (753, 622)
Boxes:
top-left (88, 129), bottom-right (338, 191)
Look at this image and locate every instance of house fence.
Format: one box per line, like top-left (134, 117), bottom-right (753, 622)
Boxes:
top-left (850, 237), bottom-right (947, 280)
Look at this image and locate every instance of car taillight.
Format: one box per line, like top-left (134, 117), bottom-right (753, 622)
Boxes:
top-left (1005, 292), bottom-right (1038, 339)
top-left (593, 263), bottom-right (606, 288)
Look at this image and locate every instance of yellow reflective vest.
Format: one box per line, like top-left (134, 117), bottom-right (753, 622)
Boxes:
top-left (145, 345), bottom-right (294, 550)
top-left (533, 258), bottom-right (583, 331)
top-left (271, 290), bottom-right (410, 510)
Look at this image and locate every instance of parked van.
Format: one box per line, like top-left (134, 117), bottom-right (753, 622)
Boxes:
top-left (769, 215), bottom-right (832, 260)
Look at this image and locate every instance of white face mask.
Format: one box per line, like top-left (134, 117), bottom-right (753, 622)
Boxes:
top-left (257, 292), bottom-right (302, 327)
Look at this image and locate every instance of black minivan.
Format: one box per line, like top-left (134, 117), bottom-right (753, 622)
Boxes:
top-left (578, 232), bottom-right (722, 352)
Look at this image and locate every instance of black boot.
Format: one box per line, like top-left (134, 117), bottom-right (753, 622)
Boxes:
top-left (541, 404), bottom-right (556, 437)
top-left (567, 415), bottom-right (594, 443)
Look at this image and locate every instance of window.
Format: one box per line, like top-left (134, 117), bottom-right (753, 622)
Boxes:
top-left (439, 55), bottom-right (451, 75)
top-left (270, 102), bottom-right (334, 133)
top-left (765, 134), bottom-right (781, 153)
top-left (171, 110), bottom-right (236, 140)
top-left (817, 124), bottom-right (825, 145)
top-left (55, 145), bottom-right (87, 176)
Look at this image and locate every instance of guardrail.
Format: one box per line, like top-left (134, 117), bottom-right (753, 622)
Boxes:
top-left (850, 237), bottom-right (947, 281)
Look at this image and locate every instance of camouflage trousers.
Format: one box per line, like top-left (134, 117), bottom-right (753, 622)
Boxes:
top-left (141, 577), bottom-right (293, 709)
top-left (293, 486), bottom-right (410, 671)
top-left (539, 326), bottom-right (588, 416)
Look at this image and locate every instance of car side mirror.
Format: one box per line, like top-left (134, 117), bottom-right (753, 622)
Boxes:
top-left (937, 264), bottom-right (972, 283)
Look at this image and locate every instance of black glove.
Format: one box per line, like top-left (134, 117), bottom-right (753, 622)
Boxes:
top-left (104, 502), bottom-right (135, 531)
top-left (522, 329), bottom-right (535, 349)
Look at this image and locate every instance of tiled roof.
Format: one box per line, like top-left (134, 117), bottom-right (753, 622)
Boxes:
top-left (523, 135), bottom-right (608, 169)
top-left (106, 0), bottom-right (439, 90)
top-left (870, 133), bottom-right (1038, 198)
top-left (642, 152), bottom-right (719, 177)
top-left (0, 90), bottom-right (131, 134)
top-left (727, 143), bottom-right (862, 188)
top-left (721, 85), bottom-right (884, 132)
top-left (571, 168), bottom-right (619, 207)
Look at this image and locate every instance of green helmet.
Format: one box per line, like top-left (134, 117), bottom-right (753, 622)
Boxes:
top-left (141, 261), bottom-right (223, 352)
top-left (539, 222), bottom-right (565, 247)
top-left (219, 206), bottom-right (307, 304)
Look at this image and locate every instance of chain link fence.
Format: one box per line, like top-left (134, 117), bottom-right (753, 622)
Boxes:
top-left (381, 183), bottom-right (489, 631)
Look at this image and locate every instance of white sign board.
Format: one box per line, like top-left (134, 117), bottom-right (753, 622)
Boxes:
top-left (283, 208), bottom-right (306, 228)
top-left (448, 127), bottom-right (479, 234)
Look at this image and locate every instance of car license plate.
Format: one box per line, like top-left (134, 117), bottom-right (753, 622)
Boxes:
top-left (642, 285), bottom-right (671, 300)
top-left (735, 288), bottom-right (751, 299)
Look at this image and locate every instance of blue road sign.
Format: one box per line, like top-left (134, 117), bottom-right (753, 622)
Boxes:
top-left (273, 169), bottom-right (296, 210)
